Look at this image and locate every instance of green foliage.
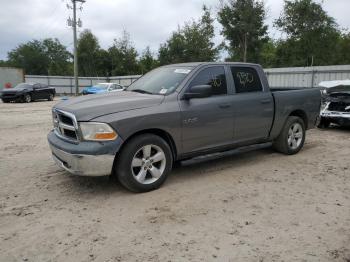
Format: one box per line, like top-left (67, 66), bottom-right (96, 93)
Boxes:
top-left (336, 33), bottom-right (350, 65)
top-left (8, 40), bottom-right (49, 75)
top-left (218, 0), bottom-right (268, 63)
top-left (158, 6), bottom-right (218, 65)
top-left (7, 38), bottom-right (71, 75)
top-left (274, 0), bottom-right (341, 67)
top-left (43, 38), bottom-right (72, 75)
top-left (0, 60), bottom-right (9, 67)
top-left (139, 46), bottom-right (158, 74)
top-left (109, 30), bottom-right (140, 76)
top-left (77, 29), bottom-right (103, 76)
top-left (259, 40), bottom-right (277, 68)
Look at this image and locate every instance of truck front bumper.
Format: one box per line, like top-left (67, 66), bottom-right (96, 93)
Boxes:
top-left (47, 131), bottom-right (123, 176)
top-left (320, 110), bottom-right (350, 126)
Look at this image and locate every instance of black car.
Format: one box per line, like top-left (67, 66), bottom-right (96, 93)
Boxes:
top-left (0, 83), bottom-right (56, 103)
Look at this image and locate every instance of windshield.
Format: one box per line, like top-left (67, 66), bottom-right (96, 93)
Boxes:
top-left (127, 66), bottom-right (193, 95)
top-left (14, 83), bottom-right (31, 89)
top-left (92, 84), bottom-right (109, 90)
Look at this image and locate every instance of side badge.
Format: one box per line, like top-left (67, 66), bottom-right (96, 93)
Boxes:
top-left (183, 117), bottom-right (198, 124)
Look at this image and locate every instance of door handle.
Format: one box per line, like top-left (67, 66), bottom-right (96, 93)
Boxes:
top-left (260, 99), bottom-right (271, 104)
top-left (218, 103), bottom-right (231, 109)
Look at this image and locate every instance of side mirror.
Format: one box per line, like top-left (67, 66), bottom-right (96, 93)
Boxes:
top-left (183, 85), bottom-right (212, 99)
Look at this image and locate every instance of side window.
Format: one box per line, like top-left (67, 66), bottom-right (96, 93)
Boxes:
top-left (231, 67), bottom-right (262, 93)
top-left (189, 66), bottom-right (227, 96)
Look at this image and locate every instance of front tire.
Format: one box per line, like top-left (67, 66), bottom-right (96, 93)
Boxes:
top-left (23, 94), bottom-right (31, 103)
top-left (115, 134), bottom-right (173, 192)
top-left (48, 93), bottom-right (54, 101)
top-left (273, 116), bottom-right (305, 155)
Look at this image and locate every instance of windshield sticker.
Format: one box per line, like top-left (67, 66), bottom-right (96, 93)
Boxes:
top-left (159, 88), bottom-right (168, 94)
top-left (174, 69), bottom-right (191, 74)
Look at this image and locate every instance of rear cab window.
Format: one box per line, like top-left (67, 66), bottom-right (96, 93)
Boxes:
top-left (230, 67), bottom-right (263, 93)
top-left (189, 66), bottom-right (227, 96)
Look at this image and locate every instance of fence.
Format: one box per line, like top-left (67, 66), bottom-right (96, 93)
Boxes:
top-left (265, 65), bottom-right (350, 88)
top-left (24, 75), bottom-right (141, 94)
top-left (25, 64), bottom-right (350, 94)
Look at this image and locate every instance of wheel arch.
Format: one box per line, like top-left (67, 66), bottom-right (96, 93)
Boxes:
top-left (119, 128), bottom-right (178, 161)
top-left (289, 110), bottom-right (308, 129)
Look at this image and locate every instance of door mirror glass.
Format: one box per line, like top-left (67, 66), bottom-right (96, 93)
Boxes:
top-left (183, 85), bottom-right (212, 99)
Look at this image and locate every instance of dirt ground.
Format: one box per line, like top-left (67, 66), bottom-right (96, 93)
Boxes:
top-left (0, 99), bottom-right (349, 262)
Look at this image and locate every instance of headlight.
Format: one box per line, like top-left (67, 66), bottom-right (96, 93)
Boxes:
top-left (79, 122), bottom-right (117, 141)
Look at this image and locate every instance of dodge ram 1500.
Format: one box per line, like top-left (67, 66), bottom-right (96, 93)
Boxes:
top-left (48, 62), bottom-right (321, 192)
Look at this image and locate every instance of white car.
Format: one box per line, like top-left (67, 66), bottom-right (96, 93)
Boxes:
top-left (82, 83), bottom-right (125, 95)
top-left (318, 79), bottom-right (350, 127)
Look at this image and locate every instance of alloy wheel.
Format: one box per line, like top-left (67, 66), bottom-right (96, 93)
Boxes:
top-left (131, 144), bottom-right (166, 185)
top-left (288, 123), bottom-right (303, 150)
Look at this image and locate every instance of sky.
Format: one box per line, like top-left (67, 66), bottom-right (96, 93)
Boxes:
top-left (0, 0), bottom-right (349, 60)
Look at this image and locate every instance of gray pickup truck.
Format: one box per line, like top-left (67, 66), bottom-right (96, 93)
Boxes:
top-left (48, 62), bottom-right (321, 192)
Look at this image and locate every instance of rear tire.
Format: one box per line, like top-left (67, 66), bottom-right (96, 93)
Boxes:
top-left (48, 93), bottom-right (54, 101)
top-left (23, 94), bottom-right (31, 103)
top-left (273, 116), bottom-right (305, 155)
top-left (115, 134), bottom-right (173, 193)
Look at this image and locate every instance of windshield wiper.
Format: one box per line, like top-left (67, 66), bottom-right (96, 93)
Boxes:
top-left (130, 89), bottom-right (154, 95)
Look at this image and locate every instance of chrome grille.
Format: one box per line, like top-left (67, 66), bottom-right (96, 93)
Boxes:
top-left (52, 109), bottom-right (78, 141)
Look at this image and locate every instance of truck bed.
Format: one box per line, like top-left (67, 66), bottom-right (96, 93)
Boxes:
top-left (269, 87), bottom-right (321, 138)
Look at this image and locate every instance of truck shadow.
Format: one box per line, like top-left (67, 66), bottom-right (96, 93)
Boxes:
top-left (61, 140), bottom-right (321, 196)
top-left (63, 147), bottom-right (280, 196)
top-left (319, 125), bottom-right (350, 132)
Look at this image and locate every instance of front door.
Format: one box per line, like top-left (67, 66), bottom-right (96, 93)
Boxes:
top-left (179, 66), bottom-right (234, 153)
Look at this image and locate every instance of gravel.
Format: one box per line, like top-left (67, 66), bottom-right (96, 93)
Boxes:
top-left (0, 99), bottom-right (349, 261)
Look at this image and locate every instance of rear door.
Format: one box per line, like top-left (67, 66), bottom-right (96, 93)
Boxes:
top-left (179, 66), bottom-right (234, 153)
top-left (229, 66), bottom-right (274, 142)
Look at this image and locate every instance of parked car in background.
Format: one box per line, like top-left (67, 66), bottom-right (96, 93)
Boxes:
top-left (318, 80), bottom-right (350, 127)
top-left (82, 83), bottom-right (124, 95)
top-left (0, 83), bottom-right (55, 103)
top-left (48, 62), bottom-right (321, 193)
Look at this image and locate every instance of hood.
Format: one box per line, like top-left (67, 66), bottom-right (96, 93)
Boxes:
top-left (319, 80), bottom-right (350, 94)
top-left (1, 88), bottom-right (27, 93)
top-left (55, 91), bottom-right (164, 121)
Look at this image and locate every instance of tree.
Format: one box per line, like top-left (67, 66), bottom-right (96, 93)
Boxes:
top-left (336, 33), bottom-right (350, 65)
top-left (77, 29), bottom-right (101, 77)
top-left (158, 6), bottom-right (218, 65)
top-left (259, 40), bottom-right (277, 68)
top-left (43, 38), bottom-right (72, 75)
top-left (218, 0), bottom-right (269, 63)
top-left (139, 46), bottom-right (158, 74)
top-left (108, 30), bottom-right (140, 76)
top-left (274, 0), bottom-right (341, 67)
top-left (8, 40), bottom-right (49, 75)
top-left (7, 38), bottom-right (71, 75)
top-left (0, 60), bottom-right (9, 67)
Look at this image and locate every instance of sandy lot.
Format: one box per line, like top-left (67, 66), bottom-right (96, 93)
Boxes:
top-left (0, 99), bottom-right (349, 262)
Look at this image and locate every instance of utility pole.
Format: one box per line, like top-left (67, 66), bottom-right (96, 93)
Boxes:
top-left (67, 0), bottom-right (85, 96)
